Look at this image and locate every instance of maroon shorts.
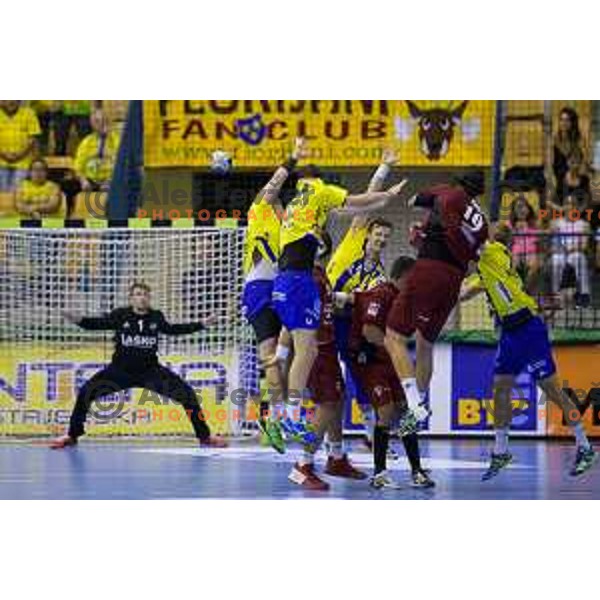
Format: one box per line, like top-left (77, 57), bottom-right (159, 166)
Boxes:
top-left (307, 347), bottom-right (343, 405)
top-left (352, 359), bottom-right (405, 409)
top-left (386, 259), bottom-right (464, 343)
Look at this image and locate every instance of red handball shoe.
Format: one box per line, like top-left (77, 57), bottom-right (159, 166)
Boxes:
top-left (199, 437), bottom-right (228, 449)
top-left (50, 435), bottom-right (77, 450)
top-left (288, 463), bottom-right (330, 491)
top-left (325, 454), bottom-right (368, 480)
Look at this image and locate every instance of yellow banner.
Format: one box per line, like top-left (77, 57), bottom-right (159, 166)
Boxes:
top-left (0, 342), bottom-right (240, 437)
top-left (143, 100), bottom-right (496, 168)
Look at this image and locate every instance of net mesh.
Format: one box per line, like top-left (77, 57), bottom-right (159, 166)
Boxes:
top-left (0, 227), bottom-right (257, 437)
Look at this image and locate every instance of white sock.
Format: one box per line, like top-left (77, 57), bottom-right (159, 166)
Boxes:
top-left (572, 422), bottom-right (591, 450)
top-left (402, 378), bottom-right (422, 411)
top-left (494, 427), bottom-right (509, 455)
top-left (328, 441), bottom-right (344, 459)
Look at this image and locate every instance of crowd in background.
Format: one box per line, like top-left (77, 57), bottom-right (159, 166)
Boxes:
top-left (0, 100), bottom-right (122, 218)
top-left (505, 106), bottom-right (599, 310)
top-left (1, 100), bottom-right (599, 308)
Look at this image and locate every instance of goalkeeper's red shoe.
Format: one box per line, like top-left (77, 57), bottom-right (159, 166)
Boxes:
top-left (288, 463), bottom-right (330, 491)
top-left (199, 437), bottom-right (228, 449)
top-left (49, 435), bottom-right (77, 449)
top-left (324, 454), bottom-right (368, 480)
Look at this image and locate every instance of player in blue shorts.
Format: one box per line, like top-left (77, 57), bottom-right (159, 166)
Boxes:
top-left (274, 163), bottom-right (407, 422)
top-left (242, 138), bottom-right (308, 452)
top-left (461, 224), bottom-right (596, 480)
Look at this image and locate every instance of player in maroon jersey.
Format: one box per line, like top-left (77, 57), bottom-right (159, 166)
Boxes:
top-left (384, 171), bottom-right (489, 434)
top-left (288, 232), bottom-right (367, 491)
top-left (350, 256), bottom-right (434, 489)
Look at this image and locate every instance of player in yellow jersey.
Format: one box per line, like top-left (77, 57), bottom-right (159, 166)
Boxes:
top-left (272, 160), bottom-right (407, 425)
top-left (242, 138), bottom-right (308, 453)
top-left (326, 149), bottom-right (396, 451)
top-left (460, 224), bottom-right (595, 480)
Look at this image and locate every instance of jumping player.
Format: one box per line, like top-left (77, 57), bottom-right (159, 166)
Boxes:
top-left (350, 256), bottom-right (434, 489)
top-left (288, 232), bottom-right (367, 491)
top-left (274, 162), bottom-right (407, 431)
top-left (384, 172), bottom-right (489, 434)
top-left (50, 282), bottom-right (226, 448)
top-left (242, 137), bottom-right (308, 453)
top-left (460, 225), bottom-right (596, 480)
top-left (327, 149), bottom-right (396, 451)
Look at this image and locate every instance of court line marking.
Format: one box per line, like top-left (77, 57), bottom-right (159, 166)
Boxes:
top-left (130, 446), bottom-right (530, 471)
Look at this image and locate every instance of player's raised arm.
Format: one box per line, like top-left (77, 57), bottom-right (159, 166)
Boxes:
top-left (155, 310), bottom-right (216, 335)
top-left (63, 309), bottom-right (119, 330)
top-left (344, 148), bottom-right (398, 227)
top-left (258, 137), bottom-right (308, 205)
top-left (343, 180), bottom-right (408, 214)
top-left (367, 149), bottom-right (397, 193)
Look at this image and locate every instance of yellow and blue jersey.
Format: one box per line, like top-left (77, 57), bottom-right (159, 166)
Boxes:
top-left (279, 178), bottom-right (347, 269)
top-left (476, 242), bottom-right (556, 380)
top-left (327, 225), bottom-right (386, 293)
top-left (243, 196), bottom-right (281, 276)
top-left (473, 240), bottom-right (538, 328)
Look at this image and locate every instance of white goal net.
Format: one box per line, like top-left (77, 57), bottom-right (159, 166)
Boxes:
top-left (0, 227), bottom-right (257, 438)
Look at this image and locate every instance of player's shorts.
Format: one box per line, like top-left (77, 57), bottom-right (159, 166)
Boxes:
top-left (273, 270), bottom-right (321, 331)
top-left (494, 315), bottom-right (557, 381)
top-left (386, 259), bottom-right (464, 343)
top-left (351, 358), bottom-right (405, 409)
top-left (242, 280), bottom-right (281, 343)
top-left (307, 347), bottom-right (344, 405)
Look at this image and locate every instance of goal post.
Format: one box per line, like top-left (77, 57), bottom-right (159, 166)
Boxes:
top-left (0, 225), bottom-right (258, 439)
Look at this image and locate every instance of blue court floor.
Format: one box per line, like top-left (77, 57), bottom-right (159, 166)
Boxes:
top-left (0, 438), bottom-right (598, 499)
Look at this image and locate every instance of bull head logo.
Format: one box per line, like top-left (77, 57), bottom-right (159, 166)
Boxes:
top-left (405, 100), bottom-right (469, 160)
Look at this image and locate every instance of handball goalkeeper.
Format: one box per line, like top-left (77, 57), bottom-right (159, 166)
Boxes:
top-left (51, 282), bottom-right (227, 449)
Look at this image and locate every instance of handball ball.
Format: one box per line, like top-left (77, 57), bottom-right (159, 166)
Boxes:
top-left (211, 150), bottom-right (232, 175)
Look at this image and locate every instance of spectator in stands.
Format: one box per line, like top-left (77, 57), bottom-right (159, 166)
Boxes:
top-left (553, 107), bottom-right (591, 202)
top-left (55, 101), bottom-right (100, 156)
top-left (14, 158), bottom-right (64, 218)
top-left (550, 194), bottom-right (591, 307)
top-left (74, 109), bottom-right (120, 192)
top-left (33, 101), bottom-right (63, 155)
top-left (561, 149), bottom-right (591, 205)
top-left (508, 196), bottom-right (541, 291)
top-left (0, 101), bottom-right (40, 192)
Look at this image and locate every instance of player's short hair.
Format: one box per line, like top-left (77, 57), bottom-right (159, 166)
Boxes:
top-left (129, 282), bottom-right (151, 295)
top-left (367, 217), bottom-right (393, 233)
top-left (390, 255), bottom-right (416, 281)
top-left (453, 169), bottom-right (485, 198)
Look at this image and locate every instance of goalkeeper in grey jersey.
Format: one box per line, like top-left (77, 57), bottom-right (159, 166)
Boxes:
top-left (51, 282), bottom-right (227, 449)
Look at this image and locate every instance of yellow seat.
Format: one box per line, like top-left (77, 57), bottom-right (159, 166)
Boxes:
top-left (0, 192), bottom-right (15, 217)
top-left (45, 155), bottom-right (74, 170)
top-left (72, 191), bottom-right (108, 220)
top-left (506, 101), bottom-right (544, 118)
top-left (504, 121), bottom-right (544, 168)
